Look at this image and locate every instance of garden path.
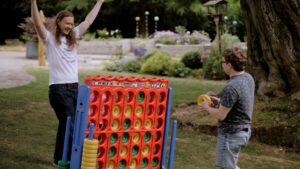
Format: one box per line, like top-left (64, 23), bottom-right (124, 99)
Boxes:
top-left (0, 51), bottom-right (36, 89)
top-left (0, 51), bottom-right (109, 89)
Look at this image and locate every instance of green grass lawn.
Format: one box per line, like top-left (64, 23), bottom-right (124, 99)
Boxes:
top-left (0, 68), bottom-right (299, 169)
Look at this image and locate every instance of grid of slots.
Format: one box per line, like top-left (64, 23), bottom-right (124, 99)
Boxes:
top-left (85, 76), bottom-right (169, 169)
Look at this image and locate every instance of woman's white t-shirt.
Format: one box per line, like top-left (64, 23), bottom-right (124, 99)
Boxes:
top-left (44, 27), bottom-right (80, 85)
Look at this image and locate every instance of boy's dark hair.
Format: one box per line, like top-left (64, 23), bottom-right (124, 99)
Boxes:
top-left (223, 47), bottom-right (247, 71)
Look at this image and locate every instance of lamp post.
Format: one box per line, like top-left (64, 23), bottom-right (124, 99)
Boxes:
top-left (154, 16), bottom-right (159, 33)
top-left (145, 11), bottom-right (150, 38)
top-left (135, 16), bottom-right (140, 38)
top-left (204, 0), bottom-right (228, 53)
top-left (223, 15), bottom-right (228, 33)
top-left (232, 20), bottom-right (237, 35)
top-left (214, 16), bottom-right (222, 53)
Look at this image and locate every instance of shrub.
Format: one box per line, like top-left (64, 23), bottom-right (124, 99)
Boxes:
top-left (153, 31), bottom-right (179, 44)
top-left (123, 59), bottom-right (142, 73)
top-left (104, 57), bottom-right (142, 73)
top-left (141, 51), bottom-right (172, 75)
top-left (167, 60), bottom-right (191, 77)
top-left (203, 49), bottom-right (225, 80)
top-left (18, 16), bottom-right (54, 42)
top-left (154, 29), bottom-right (211, 45)
top-left (174, 26), bottom-right (211, 44)
top-left (212, 33), bottom-right (241, 53)
top-left (175, 25), bottom-right (187, 36)
top-left (104, 55), bottom-right (123, 72)
top-left (191, 68), bottom-right (204, 78)
top-left (96, 28), bottom-right (109, 39)
top-left (220, 33), bottom-right (241, 51)
top-left (188, 31), bottom-right (211, 44)
top-left (81, 32), bottom-right (96, 41)
top-left (181, 51), bottom-right (202, 69)
top-left (154, 36), bottom-right (177, 45)
top-left (104, 62), bottom-right (123, 72)
top-left (142, 49), bottom-right (159, 61)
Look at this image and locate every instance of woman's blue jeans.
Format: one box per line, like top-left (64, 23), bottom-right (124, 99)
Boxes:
top-left (49, 84), bottom-right (78, 164)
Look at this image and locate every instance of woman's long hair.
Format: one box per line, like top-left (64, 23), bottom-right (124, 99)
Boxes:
top-left (52, 10), bottom-right (77, 47)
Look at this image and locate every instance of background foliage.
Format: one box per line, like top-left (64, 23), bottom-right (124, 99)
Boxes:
top-left (1, 0), bottom-right (245, 43)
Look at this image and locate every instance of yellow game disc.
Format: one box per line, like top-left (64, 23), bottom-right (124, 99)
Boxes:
top-left (113, 105), bottom-right (120, 117)
top-left (83, 144), bottom-right (98, 150)
top-left (111, 120), bottom-right (119, 130)
top-left (82, 145), bottom-right (98, 152)
top-left (119, 146), bottom-right (128, 157)
top-left (107, 161), bottom-right (115, 169)
top-left (133, 119), bottom-right (142, 129)
top-left (197, 95), bottom-right (212, 105)
top-left (82, 148), bottom-right (98, 154)
top-left (135, 106), bottom-right (143, 117)
top-left (81, 166), bottom-right (96, 169)
top-left (132, 133), bottom-right (140, 143)
top-left (145, 119), bottom-right (152, 129)
top-left (81, 156), bottom-right (97, 163)
top-left (142, 145), bottom-right (149, 155)
top-left (129, 159), bottom-right (137, 169)
top-left (82, 153), bottom-right (97, 159)
top-left (84, 139), bottom-right (99, 145)
top-left (124, 105), bottom-right (132, 117)
top-left (81, 162), bottom-right (97, 167)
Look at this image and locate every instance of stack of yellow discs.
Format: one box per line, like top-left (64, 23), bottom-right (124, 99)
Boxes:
top-left (197, 95), bottom-right (212, 105)
top-left (81, 139), bottom-right (99, 169)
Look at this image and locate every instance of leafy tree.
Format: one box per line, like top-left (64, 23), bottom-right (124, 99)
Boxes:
top-left (62, 0), bottom-right (211, 37)
top-left (164, 0), bottom-right (205, 16)
top-left (225, 0), bottom-right (245, 40)
top-left (1, 0), bottom-right (247, 42)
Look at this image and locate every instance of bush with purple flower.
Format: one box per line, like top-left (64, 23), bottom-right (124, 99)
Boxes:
top-left (18, 17), bottom-right (55, 42)
top-left (154, 29), bottom-right (211, 45)
top-left (153, 31), bottom-right (180, 44)
top-left (188, 31), bottom-right (211, 44)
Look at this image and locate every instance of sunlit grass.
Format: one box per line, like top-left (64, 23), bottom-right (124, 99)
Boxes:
top-left (0, 68), bottom-right (299, 169)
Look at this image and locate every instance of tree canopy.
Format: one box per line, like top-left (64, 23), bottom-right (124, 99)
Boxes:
top-left (1, 0), bottom-right (245, 42)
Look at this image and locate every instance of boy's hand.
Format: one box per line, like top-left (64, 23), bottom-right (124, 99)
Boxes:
top-left (210, 96), bottom-right (220, 108)
top-left (199, 99), bottom-right (209, 113)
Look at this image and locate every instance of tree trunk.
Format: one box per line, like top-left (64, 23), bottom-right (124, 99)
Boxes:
top-left (240, 0), bottom-right (300, 101)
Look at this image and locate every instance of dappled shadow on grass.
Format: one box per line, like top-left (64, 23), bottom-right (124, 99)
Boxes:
top-left (252, 126), bottom-right (300, 152)
top-left (172, 104), bottom-right (300, 151)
